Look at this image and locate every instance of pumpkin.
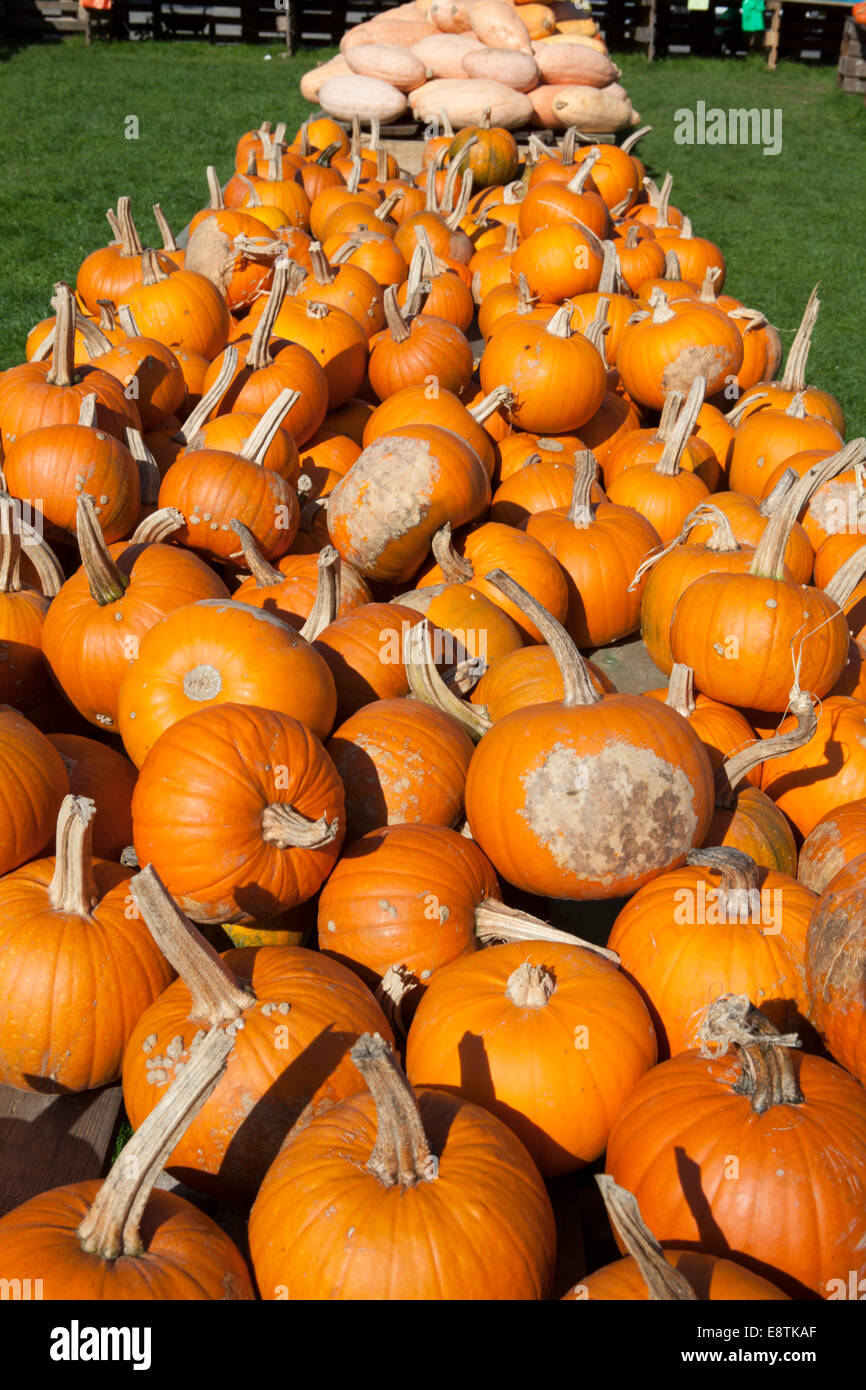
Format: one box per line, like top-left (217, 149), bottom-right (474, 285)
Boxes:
top-left (231, 524), bottom-right (371, 627)
top-left (368, 284), bottom-right (474, 400)
top-left (464, 573), bottom-right (714, 899)
top-left (644, 663), bottom-right (760, 786)
top-left (42, 500), bottom-right (228, 734)
top-left (728, 393), bottom-right (844, 501)
top-left (606, 380), bottom-right (712, 544)
top-left (0, 707), bottom-right (68, 876)
top-left (327, 696), bottom-right (474, 839)
top-left (118, 601), bottom-right (337, 769)
top-left (396, 572), bottom-right (524, 672)
top-left (395, 233), bottom-right (475, 333)
top-left (121, 867), bottom-right (391, 1197)
top-left (760, 694), bottom-right (866, 840)
top-left (296, 241), bottom-right (385, 337)
top-left (180, 392), bottom-right (302, 485)
top-left (617, 291), bottom-right (744, 411)
top-left (448, 110), bottom-right (520, 187)
top-left (296, 427), bottom-right (361, 498)
top-left (0, 495), bottom-right (51, 710)
top-left (121, 251), bottom-right (230, 361)
top-left (480, 304), bottom-right (607, 433)
top-left (510, 222), bottom-right (604, 304)
top-left (490, 452), bottom-right (596, 524)
top-left (363, 383), bottom-right (512, 480)
top-left (326, 423), bottom-right (491, 584)
top-left (605, 994), bottom-right (866, 1299)
top-left (406, 939), bottom-right (656, 1176)
top-left (602, 382), bottom-right (717, 492)
top-left (687, 467), bottom-right (814, 585)
top-left (469, 638), bottom-right (615, 720)
top-left (313, 601), bottom-right (429, 720)
top-left (806, 855), bottom-right (866, 1086)
top-left (48, 734), bottom-right (137, 861)
top-left (563, 1177), bottom-right (789, 1301)
top-left (798, 797), bottom-right (866, 894)
top-left (615, 225), bottom-right (666, 295)
top-left (88, 306), bottom-right (186, 433)
top-left (0, 1026), bottom-right (255, 1299)
top-left (732, 287), bottom-right (845, 434)
top-left (264, 297), bottom-right (368, 411)
top-left (0, 795), bottom-right (173, 1092)
top-left (248, 1032), bottom-right (556, 1299)
top-left (76, 198), bottom-right (176, 315)
top-left (609, 846), bottom-right (815, 1060)
top-left (527, 450), bottom-right (661, 645)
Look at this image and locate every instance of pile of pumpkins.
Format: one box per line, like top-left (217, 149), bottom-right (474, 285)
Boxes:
top-left (302, 0), bottom-right (641, 133)
top-left (0, 109), bottom-right (864, 1303)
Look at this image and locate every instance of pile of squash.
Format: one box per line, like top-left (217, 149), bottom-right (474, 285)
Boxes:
top-left (302, 0), bottom-right (641, 132)
top-left (0, 110), bottom-right (864, 1304)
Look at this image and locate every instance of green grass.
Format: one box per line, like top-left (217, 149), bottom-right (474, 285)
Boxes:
top-left (0, 41), bottom-right (864, 430)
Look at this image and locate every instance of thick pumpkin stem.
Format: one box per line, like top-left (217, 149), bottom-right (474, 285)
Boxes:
top-left (468, 384), bottom-right (515, 425)
top-left (665, 662), bottom-right (697, 719)
top-left (655, 377), bottom-right (705, 477)
top-left (758, 466), bottom-right (796, 517)
top-left (565, 148), bottom-right (600, 195)
top-left (431, 523), bottom-right (473, 582)
top-left (568, 450), bottom-right (600, 528)
top-left (649, 289), bottom-right (676, 326)
top-left (383, 284), bottom-right (412, 344)
top-left (442, 138), bottom-right (476, 217)
top-left (48, 795), bottom-right (100, 917)
top-left (725, 390), bottom-right (768, 427)
top-left (350, 1032), bottom-right (437, 1188)
top-left (751, 440), bottom-right (866, 578)
top-left (131, 507), bottom-right (185, 545)
top-left (177, 345), bottom-right (239, 444)
top-left (485, 570), bottom-right (601, 708)
top-left (664, 250), bottom-right (682, 282)
top-left (583, 297), bottom-right (611, 362)
top-left (685, 846), bottom-right (763, 924)
top-left (560, 127), bottom-right (576, 164)
top-left (139, 248), bottom-right (172, 288)
top-left (824, 542), bottom-right (866, 607)
top-left (424, 145), bottom-right (447, 213)
top-left (245, 258), bottom-right (291, 371)
top-left (405, 620), bottom-right (492, 742)
top-left (475, 898), bottom-right (618, 962)
top-left (106, 207), bottom-right (122, 243)
top-left (76, 493), bottom-right (129, 606)
top-left (546, 303), bottom-right (574, 341)
top-left (115, 196), bottom-right (143, 256)
top-left (261, 803), bottom-right (340, 849)
top-left (229, 518), bottom-right (283, 585)
top-left (621, 123), bottom-right (652, 155)
top-left (445, 169), bottom-right (474, 230)
top-left (45, 283), bottom-right (76, 388)
top-left (624, 225), bottom-right (642, 251)
top-left (597, 239), bottom-right (625, 296)
top-left (308, 241), bottom-right (335, 286)
top-left (714, 685), bottom-right (816, 808)
top-left (595, 1176), bottom-right (698, 1302)
top-left (505, 962), bottom-right (556, 1009)
top-left (299, 545), bottom-right (341, 641)
top-left (116, 304), bottom-right (142, 339)
top-left (696, 994), bottom-right (803, 1115)
top-left (780, 286), bottom-right (819, 393)
top-left (240, 387), bottom-right (300, 464)
top-left (413, 224), bottom-right (441, 280)
top-left (698, 266), bottom-right (723, 304)
top-left (130, 865), bottom-right (257, 1023)
top-left (124, 427), bottom-right (160, 507)
top-left (0, 497), bottom-right (23, 593)
top-left (77, 1025), bottom-right (236, 1261)
top-left (152, 203), bottom-right (180, 255)
top-left (627, 503), bottom-right (737, 593)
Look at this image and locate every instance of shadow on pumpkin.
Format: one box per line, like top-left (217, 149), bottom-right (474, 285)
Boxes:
top-left (760, 730), bottom-right (848, 812)
top-left (325, 738), bottom-right (389, 842)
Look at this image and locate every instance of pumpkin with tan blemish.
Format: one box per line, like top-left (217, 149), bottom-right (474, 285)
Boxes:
top-left (806, 856), bottom-right (866, 1086)
top-left (798, 798), bottom-right (866, 894)
top-left (616, 290), bottom-right (743, 412)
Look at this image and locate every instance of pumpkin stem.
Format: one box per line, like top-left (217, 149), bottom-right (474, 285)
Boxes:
top-left (595, 1176), bottom-right (698, 1301)
top-left (177, 345), bottom-right (239, 445)
top-left (698, 266), bottom-right (722, 303)
top-left (76, 493), bottom-right (129, 606)
top-left (152, 203), bottom-right (180, 255)
top-left (597, 239), bottom-right (624, 296)
top-left (45, 282), bottom-right (76, 388)
top-left (467, 384), bottom-right (514, 425)
top-left (75, 308), bottom-right (115, 360)
top-left (383, 284), bottom-right (412, 344)
top-left (244, 257), bottom-right (291, 371)
top-left (583, 297), bottom-right (611, 364)
top-left (545, 303), bottom-right (574, 340)
top-left (750, 440), bottom-right (866, 578)
top-left (374, 190), bottom-right (404, 224)
top-left (204, 166), bottom-right (225, 211)
top-left (139, 248), bottom-right (172, 288)
top-left (445, 169), bottom-right (474, 230)
top-left (431, 523), bottom-right (473, 582)
top-left (350, 1032), bottom-right (437, 1188)
top-left (685, 846), bottom-right (764, 923)
top-left (1, 493), bottom-right (64, 597)
top-left (106, 207), bottom-right (122, 243)
top-left (565, 148), bottom-right (599, 195)
top-left (785, 391), bottom-right (807, 421)
top-left (413, 224), bottom-right (440, 280)
top-left (124, 426), bottom-right (161, 507)
top-left (504, 961), bottom-right (556, 1009)
top-left (423, 144), bottom-right (447, 213)
top-left (696, 994), bottom-right (803, 1115)
top-left (824, 541), bottom-right (866, 607)
top-left (568, 450), bottom-right (600, 528)
top-left (130, 864), bottom-right (257, 1023)
top-left (229, 518), bottom-right (283, 586)
top-left (48, 795), bottom-right (99, 917)
top-left (77, 1024), bottom-right (236, 1260)
top-left (308, 241), bottom-right (335, 286)
top-left (655, 377), bottom-right (705, 477)
top-left (405, 620), bottom-right (492, 742)
top-left (649, 288), bottom-right (676, 325)
top-left (664, 249), bottom-right (683, 282)
top-left (757, 465), bottom-right (796, 517)
top-left (374, 965), bottom-right (423, 1049)
top-left (116, 304), bottom-right (141, 338)
top-left (131, 507), bottom-right (185, 545)
top-left (240, 387), bottom-right (300, 464)
top-left (624, 224), bottom-right (642, 250)
top-left (475, 898), bottom-right (618, 961)
top-left (560, 127), bottom-right (576, 164)
top-left (621, 123), bottom-right (652, 155)
top-left (484, 569), bottom-right (601, 709)
top-left (261, 802), bottom-right (340, 849)
top-left (627, 502), bottom-right (737, 593)
top-left (665, 662), bottom-right (697, 718)
top-left (115, 196), bottom-right (143, 257)
top-left (0, 497), bottom-right (25, 594)
top-left (780, 286), bottom-right (819, 393)
top-left (299, 545), bottom-right (341, 640)
top-left (714, 685), bottom-right (816, 808)
top-left (442, 137), bottom-right (476, 217)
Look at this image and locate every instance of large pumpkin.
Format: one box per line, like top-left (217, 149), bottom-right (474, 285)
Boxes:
top-left (0, 707), bottom-right (68, 876)
top-left (479, 304), bottom-right (607, 433)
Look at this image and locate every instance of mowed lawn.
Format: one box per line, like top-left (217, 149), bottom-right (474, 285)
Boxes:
top-left (0, 39), bottom-right (864, 431)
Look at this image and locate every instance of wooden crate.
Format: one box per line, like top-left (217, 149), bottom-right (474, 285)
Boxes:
top-left (838, 16), bottom-right (866, 92)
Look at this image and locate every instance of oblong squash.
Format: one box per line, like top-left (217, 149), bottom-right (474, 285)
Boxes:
top-left (462, 47), bottom-right (539, 90)
top-left (340, 17), bottom-right (438, 52)
top-left (345, 42), bottom-right (431, 91)
top-left (532, 39), bottom-right (619, 86)
top-left (430, 0), bottom-right (478, 32)
top-left (527, 82), bottom-right (572, 126)
top-left (411, 32), bottom-right (484, 77)
top-left (551, 84), bottom-right (640, 131)
top-left (410, 77), bottom-right (533, 127)
top-left (517, 3), bottom-right (556, 38)
top-left (469, 0), bottom-right (533, 51)
top-left (300, 54), bottom-right (353, 102)
top-left (319, 75), bottom-right (410, 125)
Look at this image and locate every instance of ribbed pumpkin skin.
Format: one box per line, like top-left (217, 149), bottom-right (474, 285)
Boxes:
top-left (806, 854), bottom-right (866, 1085)
top-left (132, 704), bottom-right (343, 924)
top-left (798, 798), bottom-right (866, 894)
top-left (314, 602), bottom-right (427, 721)
top-left (48, 735), bottom-right (137, 861)
top-left (3, 423), bottom-right (140, 541)
top-left (0, 710), bottom-right (68, 876)
top-left (318, 823), bottom-right (499, 989)
top-left (406, 941), bottom-right (657, 1176)
top-left (563, 1251), bottom-right (789, 1301)
top-left (605, 1048), bottom-right (866, 1299)
top-left (642, 688), bottom-right (759, 785)
top-left (233, 553), bottom-right (371, 628)
top-left (728, 408), bottom-right (843, 500)
top-left (479, 317), bottom-right (607, 433)
top-left (605, 463), bottom-right (710, 547)
top-left (0, 581), bottom-right (48, 711)
top-left (608, 863), bottom-right (815, 1059)
top-left (42, 543), bottom-right (230, 735)
top-left (617, 305), bottom-right (743, 411)
top-left (0, 857), bottom-right (173, 1092)
top-left (157, 449), bottom-right (299, 563)
top-left (122, 269), bottom-right (230, 360)
top-left (704, 787), bottom-right (799, 877)
top-left (118, 600), bottom-right (336, 768)
top-left (640, 546), bottom-right (755, 676)
top-left (470, 645), bottom-right (615, 718)
top-left (122, 947), bottom-right (392, 1200)
top-left (327, 698), bottom-right (474, 840)
top-left (248, 1086), bottom-right (556, 1300)
top-left (0, 1181), bottom-right (254, 1299)
top-left (0, 360), bottom-right (142, 446)
top-left (465, 696), bottom-right (714, 900)
top-left (760, 697), bottom-right (866, 839)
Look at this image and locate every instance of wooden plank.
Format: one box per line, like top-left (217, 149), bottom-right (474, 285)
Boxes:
top-left (0, 1083), bottom-right (123, 1217)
